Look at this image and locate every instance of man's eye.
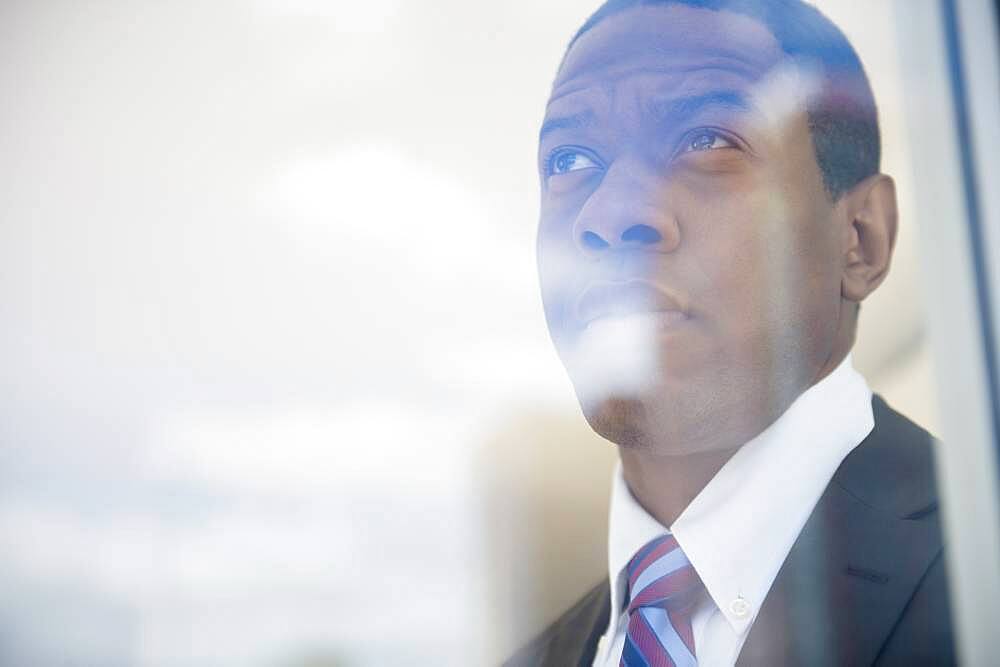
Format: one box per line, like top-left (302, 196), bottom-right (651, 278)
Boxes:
top-left (547, 148), bottom-right (602, 176)
top-left (680, 129), bottom-right (736, 154)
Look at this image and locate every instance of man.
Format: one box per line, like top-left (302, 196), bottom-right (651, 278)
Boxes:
top-left (508, 0), bottom-right (955, 665)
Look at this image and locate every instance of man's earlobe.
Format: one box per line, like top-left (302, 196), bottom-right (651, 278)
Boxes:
top-left (841, 174), bottom-right (898, 303)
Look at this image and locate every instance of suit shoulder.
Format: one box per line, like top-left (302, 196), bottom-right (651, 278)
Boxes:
top-left (503, 581), bottom-right (609, 667)
top-left (835, 394), bottom-right (940, 519)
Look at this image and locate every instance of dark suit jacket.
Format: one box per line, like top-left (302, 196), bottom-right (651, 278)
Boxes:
top-left (506, 395), bottom-right (956, 666)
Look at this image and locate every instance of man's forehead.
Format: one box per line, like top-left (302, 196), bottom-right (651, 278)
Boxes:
top-left (553, 5), bottom-right (785, 100)
top-left (543, 63), bottom-right (817, 128)
top-left (546, 67), bottom-right (758, 113)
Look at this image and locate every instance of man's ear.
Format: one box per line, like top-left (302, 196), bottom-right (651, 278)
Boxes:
top-left (839, 173), bottom-right (898, 303)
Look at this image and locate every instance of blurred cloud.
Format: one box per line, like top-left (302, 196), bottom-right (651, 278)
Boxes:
top-left (253, 0), bottom-right (402, 29)
top-left (151, 400), bottom-right (473, 491)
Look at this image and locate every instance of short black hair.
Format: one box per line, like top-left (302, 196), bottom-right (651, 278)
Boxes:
top-left (563, 0), bottom-right (880, 200)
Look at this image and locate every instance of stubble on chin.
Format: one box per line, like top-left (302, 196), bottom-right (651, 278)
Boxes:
top-left (580, 383), bottom-right (747, 457)
top-left (582, 394), bottom-right (651, 450)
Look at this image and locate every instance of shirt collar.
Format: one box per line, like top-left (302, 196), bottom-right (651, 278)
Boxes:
top-left (604, 354), bottom-right (874, 640)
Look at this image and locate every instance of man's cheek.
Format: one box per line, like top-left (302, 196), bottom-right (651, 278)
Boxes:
top-left (538, 246), bottom-right (583, 339)
top-left (538, 224), bottom-right (586, 285)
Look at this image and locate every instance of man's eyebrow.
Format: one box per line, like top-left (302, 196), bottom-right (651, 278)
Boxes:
top-left (653, 90), bottom-right (756, 125)
top-left (538, 90), bottom-right (756, 143)
top-left (539, 110), bottom-right (595, 142)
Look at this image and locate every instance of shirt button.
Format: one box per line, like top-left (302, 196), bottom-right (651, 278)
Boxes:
top-left (730, 596), bottom-right (752, 619)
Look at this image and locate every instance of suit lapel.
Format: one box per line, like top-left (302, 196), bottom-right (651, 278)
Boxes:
top-left (565, 584), bottom-right (610, 667)
top-left (514, 580), bottom-right (609, 667)
top-left (736, 396), bottom-right (944, 666)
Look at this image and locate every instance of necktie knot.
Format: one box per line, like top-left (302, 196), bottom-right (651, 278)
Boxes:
top-left (620, 534), bottom-right (702, 667)
top-left (626, 533), bottom-right (703, 614)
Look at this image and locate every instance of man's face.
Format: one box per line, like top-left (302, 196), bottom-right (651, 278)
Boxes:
top-left (537, 5), bottom-right (846, 453)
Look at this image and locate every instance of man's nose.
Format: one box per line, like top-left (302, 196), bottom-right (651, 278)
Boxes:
top-left (572, 162), bottom-right (680, 257)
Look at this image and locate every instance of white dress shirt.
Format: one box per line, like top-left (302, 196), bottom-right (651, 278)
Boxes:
top-left (593, 355), bottom-right (874, 667)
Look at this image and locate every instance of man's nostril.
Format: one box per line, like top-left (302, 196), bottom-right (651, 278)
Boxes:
top-left (581, 230), bottom-right (611, 250)
top-left (621, 224), bottom-right (663, 244)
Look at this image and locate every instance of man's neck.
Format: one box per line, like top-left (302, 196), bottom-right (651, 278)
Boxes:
top-left (619, 445), bottom-right (740, 527)
top-left (617, 342), bottom-right (855, 528)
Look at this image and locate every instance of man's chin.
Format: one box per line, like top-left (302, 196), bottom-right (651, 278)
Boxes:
top-left (579, 391), bottom-right (730, 456)
top-left (579, 393), bottom-right (653, 450)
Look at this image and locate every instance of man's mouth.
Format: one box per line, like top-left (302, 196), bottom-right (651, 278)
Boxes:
top-left (574, 280), bottom-right (690, 329)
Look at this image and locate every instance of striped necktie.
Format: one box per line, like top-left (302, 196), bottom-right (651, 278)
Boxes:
top-left (620, 533), bottom-right (702, 667)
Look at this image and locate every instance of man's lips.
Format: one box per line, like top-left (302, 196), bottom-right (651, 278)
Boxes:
top-left (574, 280), bottom-right (690, 328)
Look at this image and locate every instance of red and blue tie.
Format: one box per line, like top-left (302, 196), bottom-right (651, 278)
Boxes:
top-left (620, 533), bottom-right (702, 667)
